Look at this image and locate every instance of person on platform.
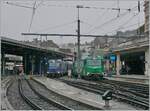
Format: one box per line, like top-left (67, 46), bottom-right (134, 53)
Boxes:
top-left (68, 69), bottom-right (71, 79)
top-left (126, 65), bottom-right (130, 74)
top-left (19, 66), bottom-right (24, 79)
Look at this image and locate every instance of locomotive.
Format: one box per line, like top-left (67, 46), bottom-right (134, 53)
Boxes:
top-left (47, 59), bottom-right (72, 78)
top-left (72, 56), bottom-right (104, 80)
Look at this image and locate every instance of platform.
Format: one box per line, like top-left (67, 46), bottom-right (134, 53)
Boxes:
top-left (105, 75), bottom-right (149, 85)
top-left (33, 76), bottom-right (141, 110)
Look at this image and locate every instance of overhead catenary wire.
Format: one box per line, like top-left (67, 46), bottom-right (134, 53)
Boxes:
top-left (35, 20), bottom-right (77, 33)
top-left (105, 1), bottom-right (144, 35)
top-left (81, 2), bottom-right (117, 35)
top-left (77, 9), bottom-right (144, 37)
top-left (92, 9), bottom-right (109, 24)
top-left (106, 22), bottom-right (144, 35)
top-left (5, 1), bottom-right (143, 31)
top-left (93, 5), bottom-right (115, 24)
top-left (5, 1), bottom-right (44, 9)
top-left (28, 1), bottom-right (45, 32)
top-left (84, 15), bottom-right (126, 35)
top-left (35, 0), bottom-right (44, 9)
top-left (80, 20), bottom-right (94, 27)
top-left (83, 2), bottom-right (117, 33)
top-left (14, 1), bottom-right (135, 36)
top-left (105, 12), bottom-right (142, 35)
top-left (41, 3), bottom-right (131, 11)
top-left (84, 1), bottom-right (144, 35)
top-left (122, 22), bottom-right (144, 30)
top-left (117, 0), bottom-right (120, 17)
top-left (28, 1), bottom-right (37, 32)
top-left (5, 1), bottom-right (33, 9)
top-left (5, 1), bottom-right (33, 6)
top-left (5, 1), bottom-right (44, 32)
top-left (106, 21), bottom-right (144, 35)
top-left (5, 1), bottom-right (145, 40)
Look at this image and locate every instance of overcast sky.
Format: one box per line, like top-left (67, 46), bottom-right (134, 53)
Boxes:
top-left (1, 0), bottom-right (145, 45)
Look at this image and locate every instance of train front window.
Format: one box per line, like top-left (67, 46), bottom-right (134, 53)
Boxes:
top-left (87, 59), bottom-right (101, 66)
top-left (49, 62), bottom-right (59, 67)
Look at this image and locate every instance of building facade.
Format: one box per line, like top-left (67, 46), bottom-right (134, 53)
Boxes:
top-left (144, 0), bottom-right (149, 35)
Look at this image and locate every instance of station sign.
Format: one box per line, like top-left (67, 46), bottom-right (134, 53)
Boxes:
top-left (110, 55), bottom-right (116, 61)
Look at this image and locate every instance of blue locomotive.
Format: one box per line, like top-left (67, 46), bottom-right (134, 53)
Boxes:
top-left (46, 58), bottom-right (73, 78)
top-left (47, 59), bottom-right (67, 78)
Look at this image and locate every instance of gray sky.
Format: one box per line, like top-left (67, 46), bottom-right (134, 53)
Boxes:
top-left (1, 0), bottom-right (145, 45)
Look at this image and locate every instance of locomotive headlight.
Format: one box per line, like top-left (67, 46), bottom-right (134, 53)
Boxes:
top-left (87, 72), bottom-right (90, 75)
top-left (47, 72), bottom-right (49, 74)
top-left (57, 71), bottom-right (60, 73)
top-left (102, 72), bottom-right (105, 75)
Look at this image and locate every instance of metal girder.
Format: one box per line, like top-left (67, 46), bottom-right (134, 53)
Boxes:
top-left (21, 33), bottom-right (145, 38)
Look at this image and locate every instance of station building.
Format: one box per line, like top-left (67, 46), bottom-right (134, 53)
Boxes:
top-left (105, 0), bottom-right (149, 78)
top-left (113, 0), bottom-right (149, 77)
top-left (112, 37), bottom-right (149, 76)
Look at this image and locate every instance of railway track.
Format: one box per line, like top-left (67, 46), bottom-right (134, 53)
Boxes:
top-left (1, 76), bottom-right (14, 110)
top-left (7, 76), bottom-right (102, 110)
top-left (100, 79), bottom-right (149, 95)
top-left (94, 80), bottom-right (149, 100)
top-left (58, 78), bottom-right (149, 110)
top-left (82, 78), bottom-right (149, 100)
top-left (18, 78), bottom-right (71, 110)
top-left (7, 77), bottom-right (32, 110)
top-left (30, 78), bottom-right (103, 110)
top-left (18, 79), bottom-right (42, 110)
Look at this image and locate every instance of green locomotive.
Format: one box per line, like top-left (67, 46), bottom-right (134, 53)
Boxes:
top-left (72, 56), bottom-right (104, 80)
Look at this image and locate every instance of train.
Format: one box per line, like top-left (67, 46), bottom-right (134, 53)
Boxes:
top-left (46, 59), bottom-right (72, 78)
top-left (46, 54), bottom-right (104, 80)
top-left (72, 56), bottom-right (104, 80)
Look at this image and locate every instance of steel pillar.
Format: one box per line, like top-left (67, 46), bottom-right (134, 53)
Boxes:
top-left (116, 53), bottom-right (121, 75)
top-left (40, 57), bottom-right (44, 75)
top-left (77, 6), bottom-right (81, 79)
top-left (31, 56), bottom-right (35, 75)
top-left (23, 54), bottom-right (30, 75)
top-left (34, 55), bottom-right (40, 75)
top-left (106, 60), bottom-right (110, 74)
top-left (145, 48), bottom-right (150, 76)
top-left (40, 58), bottom-right (42, 75)
top-left (1, 52), bottom-right (5, 76)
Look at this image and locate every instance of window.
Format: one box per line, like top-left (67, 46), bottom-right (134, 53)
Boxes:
top-left (87, 59), bottom-right (101, 66)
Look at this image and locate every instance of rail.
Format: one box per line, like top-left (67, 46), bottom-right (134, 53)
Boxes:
top-left (18, 79), bottom-right (42, 110)
top-left (59, 79), bottom-right (149, 110)
top-left (26, 79), bottom-right (72, 110)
